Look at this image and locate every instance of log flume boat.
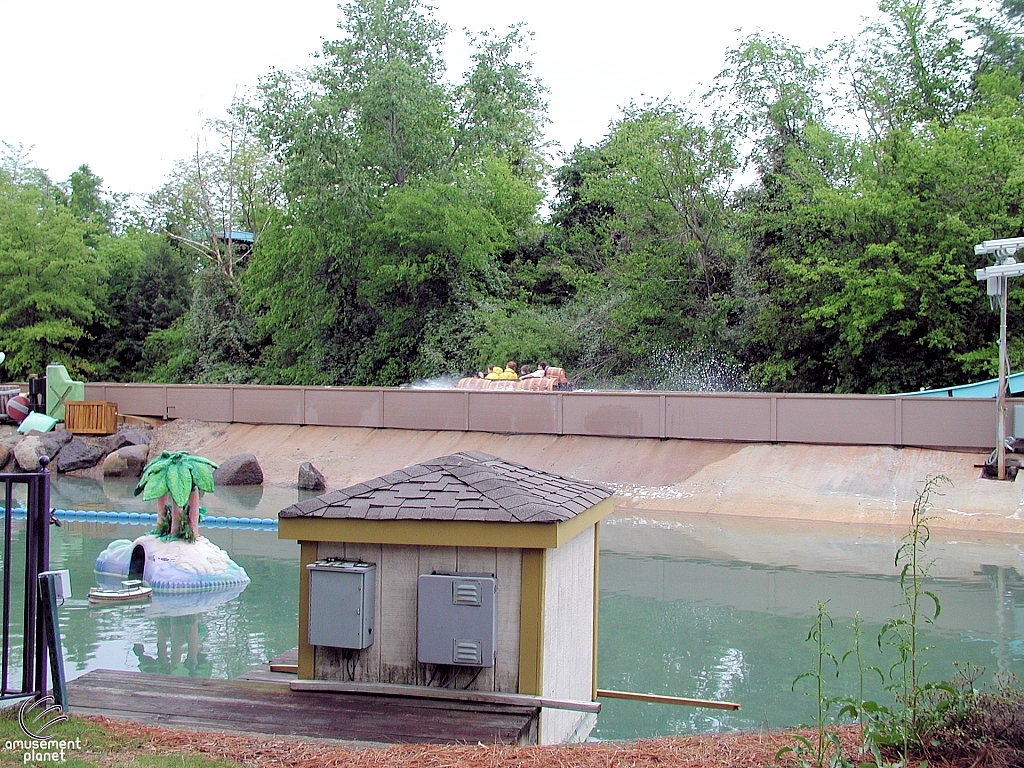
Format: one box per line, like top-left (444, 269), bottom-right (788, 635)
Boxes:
top-left (455, 367), bottom-right (572, 392)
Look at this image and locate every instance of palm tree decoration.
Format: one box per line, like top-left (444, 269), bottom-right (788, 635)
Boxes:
top-left (135, 451), bottom-right (219, 542)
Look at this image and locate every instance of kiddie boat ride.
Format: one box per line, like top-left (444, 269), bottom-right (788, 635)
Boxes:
top-left (455, 366), bottom-right (572, 392)
top-left (88, 579), bottom-right (152, 604)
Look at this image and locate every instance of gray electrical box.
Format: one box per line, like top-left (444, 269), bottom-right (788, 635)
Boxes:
top-left (417, 573), bottom-right (497, 667)
top-left (307, 560), bottom-right (376, 649)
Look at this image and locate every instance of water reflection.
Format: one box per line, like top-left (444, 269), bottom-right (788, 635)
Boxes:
top-left (595, 513), bottom-right (1024, 739)
top-left (48, 474), bottom-right (312, 520)
top-left (132, 615), bottom-right (211, 678)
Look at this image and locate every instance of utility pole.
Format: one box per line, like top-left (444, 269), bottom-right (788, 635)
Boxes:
top-left (974, 238), bottom-right (1024, 480)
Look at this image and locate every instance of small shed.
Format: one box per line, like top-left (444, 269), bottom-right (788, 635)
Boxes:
top-left (278, 450), bottom-right (613, 744)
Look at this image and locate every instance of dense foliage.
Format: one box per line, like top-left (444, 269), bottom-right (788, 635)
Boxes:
top-left (5, 0), bottom-right (1024, 392)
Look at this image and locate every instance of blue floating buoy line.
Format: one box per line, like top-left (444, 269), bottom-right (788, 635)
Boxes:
top-left (7, 507), bottom-right (278, 529)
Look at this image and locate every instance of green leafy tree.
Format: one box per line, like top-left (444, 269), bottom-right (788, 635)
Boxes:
top-left (546, 101), bottom-right (742, 384)
top-left (0, 172), bottom-right (106, 377)
top-left (246, 0), bottom-right (548, 385)
top-left (79, 232), bottom-right (191, 380)
top-left (849, 0), bottom-right (975, 139)
top-left (353, 180), bottom-right (509, 384)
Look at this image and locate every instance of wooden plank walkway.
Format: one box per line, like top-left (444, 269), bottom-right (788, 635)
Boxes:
top-left (68, 669), bottom-right (538, 745)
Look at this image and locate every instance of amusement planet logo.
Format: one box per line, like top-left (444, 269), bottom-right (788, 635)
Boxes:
top-left (3, 696), bottom-right (81, 764)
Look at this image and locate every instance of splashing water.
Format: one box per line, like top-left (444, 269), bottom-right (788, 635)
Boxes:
top-left (401, 375), bottom-right (461, 389)
top-left (579, 347), bottom-right (756, 393)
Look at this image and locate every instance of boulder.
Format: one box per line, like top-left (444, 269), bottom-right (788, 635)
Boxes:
top-left (102, 445), bottom-right (150, 478)
top-left (14, 436), bottom-right (47, 471)
top-left (213, 454), bottom-right (264, 486)
top-left (41, 432), bottom-right (72, 460)
top-left (0, 444), bottom-right (8, 469)
top-left (298, 461), bottom-right (327, 492)
top-left (100, 429), bottom-right (152, 453)
top-left (54, 438), bottom-right (109, 473)
top-left (16, 429), bottom-right (72, 464)
top-left (52, 428), bottom-right (74, 447)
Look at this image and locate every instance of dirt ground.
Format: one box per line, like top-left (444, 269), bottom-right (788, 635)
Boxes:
top-left (96, 718), bottom-right (939, 768)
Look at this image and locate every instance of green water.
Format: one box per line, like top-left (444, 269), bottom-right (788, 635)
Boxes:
top-left (3, 477), bottom-right (1023, 740)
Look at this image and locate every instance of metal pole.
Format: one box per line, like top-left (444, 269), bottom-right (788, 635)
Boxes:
top-left (1, 480), bottom-right (11, 695)
top-left (999, 276), bottom-right (1009, 480)
top-left (23, 475), bottom-right (38, 693)
top-left (35, 459), bottom-right (51, 697)
top-left (37, 573), bottom-right (66, 710)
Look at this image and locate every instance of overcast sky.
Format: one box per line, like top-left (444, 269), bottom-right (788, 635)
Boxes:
top-left (0, 0), bottom-right (881, 197)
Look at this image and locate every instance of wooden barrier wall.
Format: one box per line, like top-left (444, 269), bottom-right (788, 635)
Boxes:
top-left (83, 383), bottom-right (999, 450)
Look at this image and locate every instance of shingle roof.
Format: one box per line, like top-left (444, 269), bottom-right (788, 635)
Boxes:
top-left (279, 451), bottom-right (611, 524)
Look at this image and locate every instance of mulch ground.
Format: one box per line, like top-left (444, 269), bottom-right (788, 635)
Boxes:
top-left (91, 719), bottom-right (943, 768)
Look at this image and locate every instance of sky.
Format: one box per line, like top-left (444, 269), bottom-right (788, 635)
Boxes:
top-left (0, 0), bottom-right (883, 197)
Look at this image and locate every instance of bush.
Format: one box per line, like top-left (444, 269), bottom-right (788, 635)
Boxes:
top-left (918, 673), bottom-right (1024, 768)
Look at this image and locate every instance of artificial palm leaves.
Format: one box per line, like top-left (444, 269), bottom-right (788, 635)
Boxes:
top-left (134, 450), bottom-right (218, 506)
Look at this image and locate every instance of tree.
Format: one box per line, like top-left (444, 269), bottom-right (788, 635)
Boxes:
top-left (848, 0), bottom-right (975, 139)
top-left (153, 110), bottom-right (280, 282)
top-left (78, 231), bottom-right (191, 380)
top-left (0, 174), bottom-right (106, 377)
top-left (246, 0), bottom-right (549, 385)
top-left (352, 180), bottom-right (509, 384)
top-left (544, 101), bottom-right (742, 384)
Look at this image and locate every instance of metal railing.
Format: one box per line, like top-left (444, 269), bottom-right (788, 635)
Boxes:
top-left (1, 457), bottom-right (51, 702)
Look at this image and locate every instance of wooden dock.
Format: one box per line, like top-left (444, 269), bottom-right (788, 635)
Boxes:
top-left (68, 667), bottom-right (538, 745)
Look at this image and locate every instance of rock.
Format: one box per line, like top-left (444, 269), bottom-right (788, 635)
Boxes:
top-left (0, 444), bottom-right (7, 469)
top-left (40, 434), bottom-right (71, 460)
top-left (54, 438), bottom-right (109, 473)
top-left (50, 428), bottom-right (74, 448)
top-left (100, 429), bottom-right (151, 453)
top-left (102, 445), bottom-right (149, 478)
top-left (298, 461), bottom-right (327, 491)
top-left (14, 428), bottom-right (72, 464)
top-left (213, 453), bottom-right (264, 486)
top-left (14, 436), bottom-right (47, 471)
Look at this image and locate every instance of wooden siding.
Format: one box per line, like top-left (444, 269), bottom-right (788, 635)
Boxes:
top-left (313, 542), bottom-right (523, 693)
top-left (539, 527), bottom-right (596, 744)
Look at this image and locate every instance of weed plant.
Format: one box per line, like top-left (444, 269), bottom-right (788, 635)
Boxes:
top-left (778, 602), bottom-right (846, 768)
top-left (871, 474), bottom-right (950, 763)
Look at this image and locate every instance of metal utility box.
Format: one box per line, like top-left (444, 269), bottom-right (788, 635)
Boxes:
top-left (417, 573), bottom-right (497, 667)
top-left (307, 560), bottom-right (376, 650)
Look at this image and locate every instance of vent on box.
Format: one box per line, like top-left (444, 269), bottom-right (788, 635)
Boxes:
top-left (454, 639), bottom-right (483, 665)
top-left (418, 573), bottom-right (496, 667)
top-left (453, 580), bottom-right (482, 606)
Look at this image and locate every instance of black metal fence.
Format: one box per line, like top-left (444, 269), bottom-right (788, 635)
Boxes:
top-left (1, 458), bottom-right (51, 702)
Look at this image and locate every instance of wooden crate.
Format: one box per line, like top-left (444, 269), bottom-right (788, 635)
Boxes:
top-left (65, 401), bottom-right (118, 435)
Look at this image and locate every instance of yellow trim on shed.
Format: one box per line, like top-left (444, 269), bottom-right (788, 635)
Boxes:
top-left (518, 548), bottom-right (546, 696)
top-left (297, 541), bottom-right (317, 679)
top-left (592, 522), bottom-right (600, 701)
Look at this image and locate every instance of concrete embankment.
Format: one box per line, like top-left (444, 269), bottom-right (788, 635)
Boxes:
top-left (146, 419), bottom-right (1024, 535)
